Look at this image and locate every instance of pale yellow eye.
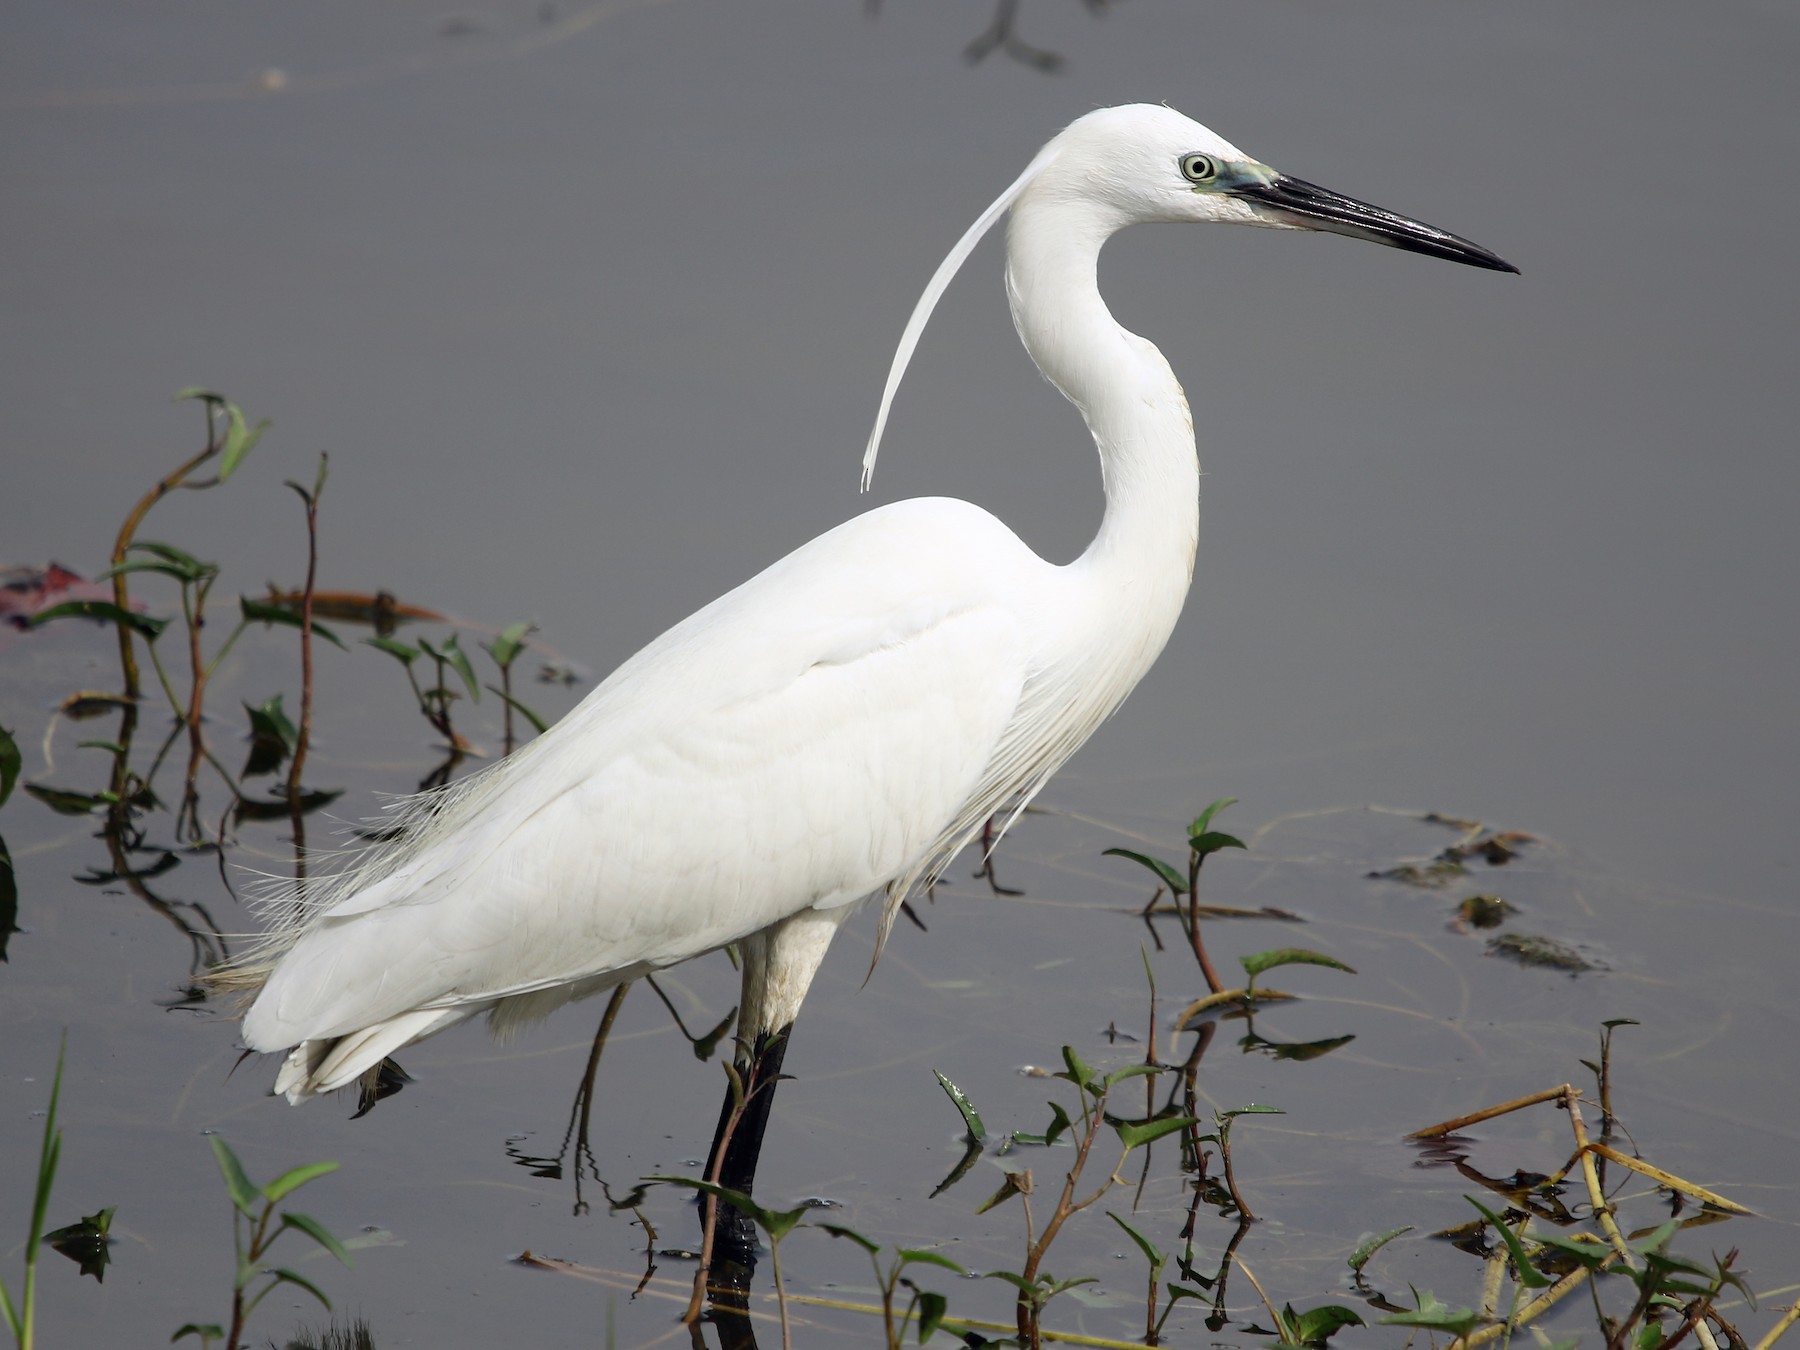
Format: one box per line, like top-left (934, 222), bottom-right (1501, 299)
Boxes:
top-left (1179, 153), bottom-right (1218, 185)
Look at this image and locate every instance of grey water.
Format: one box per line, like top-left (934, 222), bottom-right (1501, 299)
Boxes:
top-left (3, 1), bottom-right (1797, 1345)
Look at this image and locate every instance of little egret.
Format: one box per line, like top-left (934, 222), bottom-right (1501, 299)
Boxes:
top-left (228, 105), bottom-right (1513, 1192)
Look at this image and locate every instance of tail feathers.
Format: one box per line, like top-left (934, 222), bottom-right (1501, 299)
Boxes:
top-left (270, 1007), bottom-right (469, 1103)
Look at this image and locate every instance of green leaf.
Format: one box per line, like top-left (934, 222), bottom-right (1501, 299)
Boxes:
top-left (364, 636), bottom-right (420, 666)
top-left (1058, 1045), bottom-right (1099, 1093)
top-left (933, 1069), bottom-right (987, 1143)
top-left (644, 1176), bottom-right (808, 1240)
top-left (28, 600), bottom-right (169, 640)
top-left (1042, 1100), bottom-right (1073, 1147)
top-left (209, 1136), bottom-right (262, 1218)
top-left (1347, 1226), bottom-right (1412, 1275)
top-left (0, 834), bottom-right (16, 962)
top-left (93, 558), bottom-right (208, 584)
top-left (243, 696), bottom-right (298, 777)
top-left (483, 620), bottom-right (536, 670)
top-left (0, 724), bottom-right (19, 808)
top-left (1287, 1303), bottom-right (1365, 1345)
top-left (1219, 1104), bottom-right (1284, 1122)
top-left (898, 1249), bottom-right (967, 1276)
top-left (1102, 1061), bottom-right (1163, 1090)
top-left (439, 634), bottom-right (480, 701)
top-left (24, 784), bottom-right (109, 815)
top-left (1467, 1197), bottom-right (1552, 1289)
top-left (1529, 1230), bottom-right (1610, 1269)
top-left (981, 1269), bottom-right (1040, 1295)
top-left (916, 1290), bottom-right (948, 1342)
top-left (1239, 947), bottom-right (1357, 982)
top-left (1378, 1287), bottom-right (1483, 1337)
top-left (485, 686), bottom-right (550, 735)
top-left (268, 1266), bottom-right (331, 1310)
top-left (815, 1222), bottom-right (880, 1256)
top-left (218, 402), bottom-right (269, 481)
top-left (1107, 1211), bottom-right (1165, 1269)
top-left (261, 1160), bottom-right (338, 1204)
top-left (172, 1324), bottom-right (226, 1342)
top-left (240, 597), bottom-right (347, 650)
top-left (279, 1211), bottom-right (351, 1266)
top-left (173, 386), bottom-right (222, 404)
top-left (1112, 1114), bottom-right (1195, 1151)
top-left (1187, 830), bottom-right (1246, 858)
top-left (1102, 847), bottom-right (1188, 895)
top-left (131, 540), bottom-right (211, 570)
top-left (1188, 796), bottom-right (1238, 837)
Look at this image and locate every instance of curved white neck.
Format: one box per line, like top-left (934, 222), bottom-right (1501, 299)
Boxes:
top-left (1005, 190), bottom-right (1200, 615)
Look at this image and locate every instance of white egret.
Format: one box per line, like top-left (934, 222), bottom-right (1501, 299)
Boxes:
top-left (227, 105), bottom-right (1513, 1188)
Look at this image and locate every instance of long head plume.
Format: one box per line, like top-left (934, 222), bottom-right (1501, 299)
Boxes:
top-left (860, 135), bottom-right (1065, 492)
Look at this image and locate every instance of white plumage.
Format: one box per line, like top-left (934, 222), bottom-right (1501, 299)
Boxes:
top-left (233, 104), bottom-right (1512, 1105)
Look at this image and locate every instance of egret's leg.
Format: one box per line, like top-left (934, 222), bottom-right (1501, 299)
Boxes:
top-left (700, 905), bottom-right (850, 1275)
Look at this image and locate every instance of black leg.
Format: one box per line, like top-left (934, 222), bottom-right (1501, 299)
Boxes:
top-left (702, 1024), bottom-right (792, 1285)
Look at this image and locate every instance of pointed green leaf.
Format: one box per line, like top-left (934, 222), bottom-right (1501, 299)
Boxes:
top-left (815, 1222), bottom-right (880, 1255)
top-left (279, 1211), bottom-right (351, 1266)
top-left (93, 558), bottom-right (207, 584)
top-left (1113, 1114), bottom-right (1195, 1151)
top-left (485, 686), bottom-right (550, 734)
top-left (1288, 1303), bottom-right (1365, 1345)
top-left (1102, 847), bottom-right (1188, 895)
top-left (482, 620), bottom-right (536, 670)
top-left (1529, 1230), bottom-right (1610, 1269)
top-left (439, 635), bottom-right (480, 701)
top-left (364, 636), bottom-right (420, 665)
top-left (982, 1269), bottom-right (1039, 1295)
top-left (130, 540), bottom-right (209, 570)
top-left (1102, 1061), bottom-right (1163, 1090)
top-left (261, 1159), bottom-right (337, 1203)
top-left (1219, 1104), bottom-right (1284, 1121)
top-left (1467, 1197), bottom-right (1552, 1288)
top-left (644, 1176), bottom-right (807, 1240)
top-left (24, 784), bottom-right (108, 815)
top-left (1058, 1045), bottom-right (1098, 1092)
top-left (1, 834), bottom-right (17, 962)
top-left (897, 1249), bottom-right (966, 1277)
top-left (1377, 1287), bottom-right (1482, 1337)
top-left (172, 1324), bottom-right (226, 1342)
top-left (240, 597), bottom-right (347, 650)
top-left (0, 724), bottom-right (19, 808)
top-left (1347, 1226), bottom-right (1412, 1274)
top-left (1188, 830), bottom-right (1246, 858)
top-left (1188, 797), bottom-right (1238, 836)
top-left (1239, 948), bottom-right (1357, 981)
top-left (173, 386), bottom-right (222, 404)
top-left (218, 402), bottom-right (269, 480)
top-left (268, 1266), bottom-right (331, 1309)
top-left (933, 1069), bottom-right (987, 1143)
top-left (1107, 1211), bottom-right (1165, 1268)
top-left (209, 1136), bottom-right (262, 1217)
top-left (916, 1289), bottom-right (948, 1342)
top-left (1042, 1100), bottom-right (1073, 1147)
top-left (28, 600), bottom-right (168, 640)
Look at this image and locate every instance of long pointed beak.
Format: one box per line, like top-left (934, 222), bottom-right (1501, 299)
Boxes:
top-left (1231, 173), bottom-right (1519, 274)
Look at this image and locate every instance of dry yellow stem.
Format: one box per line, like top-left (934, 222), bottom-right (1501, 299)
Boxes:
top-left (1582, 1142), bottom-right (1754, 1215)
top-left (1408, 1085), bottom-right (1575, 1139)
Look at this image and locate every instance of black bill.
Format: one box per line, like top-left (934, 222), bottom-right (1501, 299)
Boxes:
top-left (1231, 173), bottom-right (1519, 274)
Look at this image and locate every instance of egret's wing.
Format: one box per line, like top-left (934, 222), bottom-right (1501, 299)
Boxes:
top-left (243, 499), bottom-right (1042, 1050)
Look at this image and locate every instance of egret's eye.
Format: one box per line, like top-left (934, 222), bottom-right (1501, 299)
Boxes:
top-left (1179, 153), bottom-right (1218, 185)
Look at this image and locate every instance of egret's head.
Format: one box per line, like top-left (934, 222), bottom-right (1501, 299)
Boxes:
top-left (860, 102), bottom-right (1515, 489)
top-left (1035, 103), bottom-right (1518, 272)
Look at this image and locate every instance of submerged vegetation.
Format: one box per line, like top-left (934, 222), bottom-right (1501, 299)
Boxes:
top-left (2, 394), bottom-right (1794, 1346)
